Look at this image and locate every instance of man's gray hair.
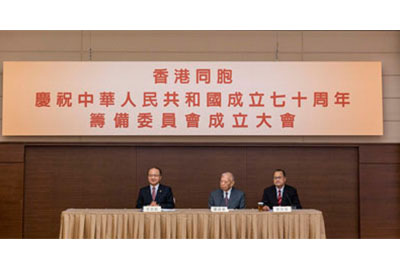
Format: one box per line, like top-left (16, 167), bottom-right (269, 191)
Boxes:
top-left (221, 172), bottom-right (235, 181)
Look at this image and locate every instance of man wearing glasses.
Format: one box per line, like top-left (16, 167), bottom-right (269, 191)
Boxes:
top-left (261, 169), bottom-right (302, 211)
top-left (136, 167), bottom-right (175, 209)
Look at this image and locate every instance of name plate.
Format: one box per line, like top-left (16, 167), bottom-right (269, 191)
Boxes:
top-left (273, 206), bottom-right (292, 212)
top-left (143, 206), bottom-right (162, 212)
top-left (211, 206), bottom-right (229, 212)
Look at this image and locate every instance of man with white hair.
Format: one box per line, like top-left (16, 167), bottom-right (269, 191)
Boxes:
top-left (208, 172), bottom-right (246, 209)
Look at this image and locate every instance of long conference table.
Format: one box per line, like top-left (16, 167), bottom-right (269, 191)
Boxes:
top-left (59, 209), bottom-right (326, 239)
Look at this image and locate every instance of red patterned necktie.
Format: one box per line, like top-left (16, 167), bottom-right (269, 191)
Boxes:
top-left (152, 187), bottom-right (156, 201)
top-left (278, 189), bottom-right (282, 206)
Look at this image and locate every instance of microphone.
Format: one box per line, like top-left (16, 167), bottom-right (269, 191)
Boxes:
top-left (284, 191), bottom-right (295, 209)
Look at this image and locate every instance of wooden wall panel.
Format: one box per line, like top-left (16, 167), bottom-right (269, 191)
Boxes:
top-left (359, 145), bottom-right (400, 238)
top-left (24, 146), bottom-right (138, 239)
top-left (0, 144), bottom-right (24, 163)
top-left (246, 147), bottom-right (359, 239)
top-left (20, 144), bottom-right (400, 239)
top-left (359, 144), bottom-right (400, 164)
top-left (0, 144), bottom-right (24, 239)
top-left (0, 163), bottom-right (24, 238)
top-left (360, 164), bottom-right (400, 238)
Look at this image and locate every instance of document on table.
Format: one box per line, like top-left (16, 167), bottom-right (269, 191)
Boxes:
top-left (162, 209), bottom-right (176, 212)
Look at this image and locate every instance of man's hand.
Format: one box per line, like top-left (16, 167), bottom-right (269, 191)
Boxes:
top-left (150, 201), bottom-right (159, 206)
top-left (262, 205), bottom-right (270, 211)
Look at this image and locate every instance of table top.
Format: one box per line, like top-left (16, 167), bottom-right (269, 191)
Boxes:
top-left (62, 208), bottom-right (323, 215)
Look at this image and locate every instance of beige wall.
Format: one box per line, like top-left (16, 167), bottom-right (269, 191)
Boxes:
top-left (0, 30), bottom-right (399, 143)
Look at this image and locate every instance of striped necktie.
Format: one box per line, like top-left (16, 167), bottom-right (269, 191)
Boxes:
top-left (278, 189), bottom-right (282, 206)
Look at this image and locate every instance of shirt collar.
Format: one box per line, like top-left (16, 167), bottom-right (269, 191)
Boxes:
top-left (276, 185), bottom-right (285, 193)
top-left (223, 188), bottom-right (232, 198)
top-left (150, 184), bottom-right (160, 191)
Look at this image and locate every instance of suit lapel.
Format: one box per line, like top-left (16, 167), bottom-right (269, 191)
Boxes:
top-left (271, 188), bottom-right (278, 205)
top-left (281, 187), bottom-right (289, 205)
top-left (281, 189), bottom-right (286, 205)
top-left (155, 184), bottom-right (163, 201)
top-left (219, 189), bottom-right (225, 206)
top-left (146, 186), bottom-right (153, 202)
top-left (228, 188), bottom-right (235, 208)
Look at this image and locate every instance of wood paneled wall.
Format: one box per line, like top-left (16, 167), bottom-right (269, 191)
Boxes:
top-left (24, 146), bottom-right (138, 238)
top-left (0, 143), bottom-right (399, 239)
top-left (0, 144), bottom-right (24, 238)
top-left (359, 145), bottom-right (400, 238)
top-left (24, 144), bottom-right (359, 239)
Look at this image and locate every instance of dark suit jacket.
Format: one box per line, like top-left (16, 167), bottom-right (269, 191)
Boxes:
top-left (136, 184), bottom-right (175, 209)
top-left (208, 187), bottom-right (246, 209)
top-left (261, 184), bottom-right (302, 209)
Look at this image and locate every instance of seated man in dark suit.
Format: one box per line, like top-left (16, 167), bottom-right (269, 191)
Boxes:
top-left (262, 169), bottom-right (302, 211)
top-left (208, 172), bottom-right (246, 209)
top-left (136, 167), bottom-right (175, 209)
